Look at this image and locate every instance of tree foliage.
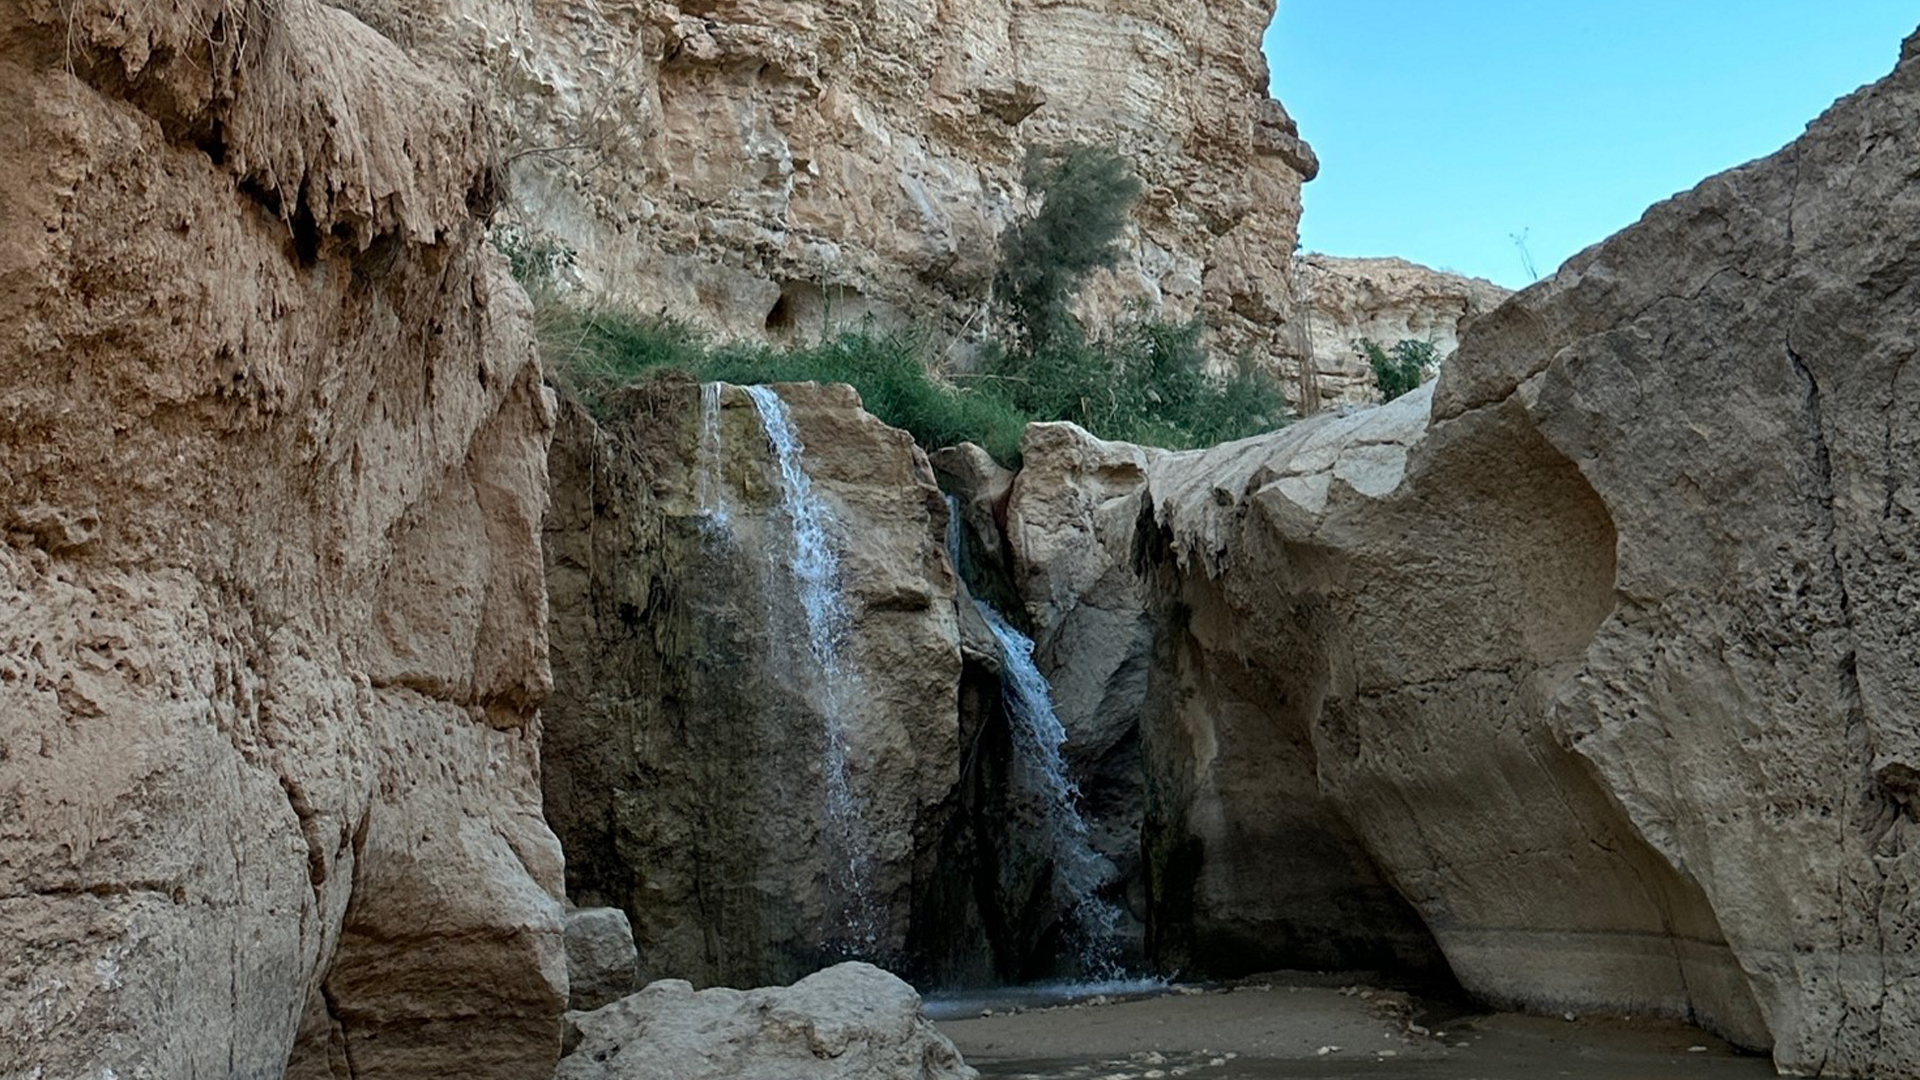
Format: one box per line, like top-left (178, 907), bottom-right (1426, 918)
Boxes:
top-left (1360, 337), bottom-right (1439, 402)
top-left (995, 145), bottom-right (1143, 347)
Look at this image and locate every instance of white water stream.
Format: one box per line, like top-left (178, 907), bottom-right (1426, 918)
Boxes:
top-left (745, 385), bottom-right (881, 957)
top-left (947, 497), bottom-right (1129, 979)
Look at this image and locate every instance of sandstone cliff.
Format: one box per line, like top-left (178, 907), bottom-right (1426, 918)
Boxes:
top-left (337, 0), bottom-right (1317, 378)
top-left (987, 29), bottom-right (1920, 1076)
top-left (1, 2), bottom-right (567, 1076)
top-left (1293, 254), bottom-right (1511, 408)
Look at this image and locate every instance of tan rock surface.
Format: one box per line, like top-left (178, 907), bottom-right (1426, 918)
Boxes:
top-left (1293, 255), bottom-right (1511, 409)
top-left (541, 381), bottom-right (964, 988)
top-left (557, 962), bottom-right (977, 1080)
top-left (1050, 28), bottom-right (1920, 1075)
top-left (0, 2), bottom-right (566, 1076)
top-left (336, 0), bottom-right (1317, 377)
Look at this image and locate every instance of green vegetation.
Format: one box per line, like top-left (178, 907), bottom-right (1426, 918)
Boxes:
top-left (1360, 337), bottom-right (1439, 402)
top-left (995, 146), bottom-right (1143, 348)
top-left (525, 142), bottom-right (1291, 465)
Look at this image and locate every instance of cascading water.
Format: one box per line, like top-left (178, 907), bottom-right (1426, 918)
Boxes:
top-left (694, 381), bottom-right (730, 531)
top-left (745, 385), bottom-right (881, 958)
top-left (946, 497), bottom-right (1129, 980)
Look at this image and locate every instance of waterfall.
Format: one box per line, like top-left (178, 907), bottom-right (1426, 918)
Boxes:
top-left (946, 497), bottom-right (1128, 979)
top-left (745, 385), bottom-right (880, 958)
top-left (695, 381), bottom-right (730, 530)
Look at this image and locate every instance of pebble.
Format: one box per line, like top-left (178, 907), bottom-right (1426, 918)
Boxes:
top-left (1316, 1046), bottom-right (1341, 1056)
top-left (1689, 1045), bottom-right (1709, 1053)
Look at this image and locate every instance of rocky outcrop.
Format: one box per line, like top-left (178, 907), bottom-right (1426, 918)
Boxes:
top-left (1292, 255), bottom-right (1511, 409)
top-left (542, 381), bottom-right (966, 987)
top-left (556, 963), bottom-right (976, 1080)
top-left (1, 2), bottom-right (566, 1077)
top-left (994, 29), bottom-right (1920, 1076)
top-left (336, 0), bottom-right (1316, 377)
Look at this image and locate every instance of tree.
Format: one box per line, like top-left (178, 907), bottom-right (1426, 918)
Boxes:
top-left (994, 145), bottom-right (1143, 347)
top-left (1360, 338), bottom-right (1439, 402)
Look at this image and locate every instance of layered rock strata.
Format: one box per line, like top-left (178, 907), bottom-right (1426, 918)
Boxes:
top-left (1, 2), bottom-right (566, 1076)
top-left (1293, 254), bottom-right (1511, 409)
top-left (992, 30), bottom-right (1920, 1075)
top-left (337, 0), bottom-right (1318, 376)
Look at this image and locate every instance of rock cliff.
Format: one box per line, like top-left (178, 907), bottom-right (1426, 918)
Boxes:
top-left (337, 0), bottom-right (1317, 377)
top-left (1293, 255), bottom-right (1511, 409)
top-left (1, 1), bottom-right (566, 1076)
top-left (989, 28), bottom-right (1920, 1075)
top-left (542, 380), bottom-right (968, 986)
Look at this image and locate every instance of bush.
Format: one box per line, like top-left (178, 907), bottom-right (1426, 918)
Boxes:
top-left (1360, 337), bottom-right (1438, 402)
top-left (539, 303), bottom-right (1288, 465)
top-left (996, 145), bottom-right (1143, 348)
top-left (542, 307), bottom-right (1030, 464)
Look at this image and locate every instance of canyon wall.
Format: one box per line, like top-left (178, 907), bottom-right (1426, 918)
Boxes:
top-left (0, 2), bottom-right (566, 1076)
top-left (334, 0), bottom-right (1318, 378)
top-left (989, 29), bottom-right (1920, 1075)
top-left (1293, 255), bottom-right (1511, 408)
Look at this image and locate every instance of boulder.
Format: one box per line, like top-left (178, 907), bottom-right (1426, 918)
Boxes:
top-left (566, 907), bottom-right (642, 1011)
top-left (556, 962), bottom-right (976, 1080)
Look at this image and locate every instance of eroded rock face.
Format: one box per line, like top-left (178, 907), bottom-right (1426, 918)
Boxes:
top-left (1293, 255), bottom-right (1511, 409)
top-left (541, 381), bottom-right (964, 988)
top-left (1001, 29), bottom-right (1920, 1075)
top-left (0, 2), bottom-right (566, 1076)
top-left (335, 0), bottom-right (1316, 378)
top-left (556, 963), bottom-right (977, 1080)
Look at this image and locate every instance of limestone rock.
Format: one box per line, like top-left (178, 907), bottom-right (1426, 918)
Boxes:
top-left (332, 0), bottom-right (1316, 383)
top-left (1293, 255), bottom-right (1511, 409)
top-left (556, 962), bottom-right (977, 1080)
top-left (1094, 28), bottom-right (1920, 1075)
top-left (541, 381), bottom-right (964, 988)
top-left (0, 2), bottom-right (566, 1076)
top-left (566, 907), bottom-right (642, 1012)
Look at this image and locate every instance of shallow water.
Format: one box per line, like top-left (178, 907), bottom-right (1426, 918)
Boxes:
top-left (939, 981), bottom-right (1778, 1080)
top-left (924, 978), bottom-right (1174, 1022)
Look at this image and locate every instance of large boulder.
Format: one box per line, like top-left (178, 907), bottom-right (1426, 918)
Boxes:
top-left (566, 907), bottom-right (642, 1012)
top-left (541, 380), bottom-right (965, 987)
top-left (556, 962), bottom-right (976, 1080)
top-left (0, 1), bottom-right (567, 1076)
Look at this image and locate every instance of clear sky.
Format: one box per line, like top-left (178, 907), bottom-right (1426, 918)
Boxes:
top-left (1264, 3), bottom-right (1919, 288)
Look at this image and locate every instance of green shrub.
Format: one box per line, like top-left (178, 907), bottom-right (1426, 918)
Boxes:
top-left (1360, 337), bottom-right (1439, 402)
top-left (995, 145), bottom-right (1143, 348)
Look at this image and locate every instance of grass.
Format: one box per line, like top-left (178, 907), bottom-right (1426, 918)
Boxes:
top-left (537, 302), bottom-right (1290, 467)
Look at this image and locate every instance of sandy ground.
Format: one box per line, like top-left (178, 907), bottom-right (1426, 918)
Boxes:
top-left (935, 980), bottom-right (1779, 1080)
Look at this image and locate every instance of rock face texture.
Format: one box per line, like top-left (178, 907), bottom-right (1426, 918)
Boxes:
top-left (1292, 255), bottom-right (1511, 409)
top-left (0, 2), bottom-right (567, 1077)
top-left (991, 30), bottom-right (1920, 1076)
top-left (337, 0), bottom-right (1317, 374)
top-left (567, 906), bottom-right (643, 1011)
top-left (542, 381), bottom-right (966, 988)
top-left (556, 962), bottom-right (977, 1080)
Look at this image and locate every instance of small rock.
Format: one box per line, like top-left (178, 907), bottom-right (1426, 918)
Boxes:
top-left (1689, 1045), bottom-right (1709, 1053)
top-left (1316, 1046), bottom-right (1341, 1056)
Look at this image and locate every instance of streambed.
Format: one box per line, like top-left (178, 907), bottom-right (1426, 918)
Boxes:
top-left (936, 980), bottom-right (1775, 1080)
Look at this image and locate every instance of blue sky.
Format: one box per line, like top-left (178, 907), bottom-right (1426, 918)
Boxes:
top-left (1264, 3), bottom-right (1919, 288)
